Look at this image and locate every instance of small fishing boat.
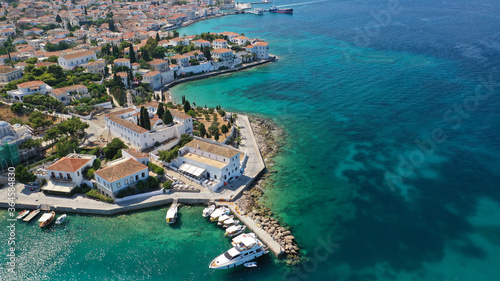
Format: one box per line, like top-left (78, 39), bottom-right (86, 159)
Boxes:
top-left (38, 211), bottom-right (56, 228)
top-left (225, 225), bottom-right (247, 237)
top-left (210, 207), bottom-right (229, 222)
top-left (166, 204), bottom-right (178, 224)
top-left (16, 210), bottom-right (30, 220)
top-left (55, 214), bottom-right (67, 225)
top-left (202, 204), bottom-right (216, 218)
top-left (244, 262), bottom-right (257, 268)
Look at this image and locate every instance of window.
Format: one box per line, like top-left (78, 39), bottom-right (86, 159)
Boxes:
top-left (142, 172), bottom-right (145, 178)
top-left (130, 177), bottom-right (134, 183)
top-left (125, 179), bottom-right (128, 185)
top-left (117, 182), bottom-right (121, 188)
top-left (136, 175), bottom-right (139, 180)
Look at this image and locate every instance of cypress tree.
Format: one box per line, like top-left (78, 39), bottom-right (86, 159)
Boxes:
top-left (183, 100), bottom-right (191, 113)
top-left (56, 14), bottom-right (62, 23)
top-left (157, 103), bottom-right (165, 119)
top-left (139, 106), bottom-right (146, 128)
top-left (129, 43), bottom-right (136, 63)
top-left (181, 95), bottom-right (185, 104)
top-left (84, 6), bottom-right (87, 15)
top-left (156, 33), bottom-right (160, 42)
top-left (163, 109), bottom-right (173, 125)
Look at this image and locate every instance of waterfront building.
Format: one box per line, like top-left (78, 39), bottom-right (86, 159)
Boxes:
top-left (6, 81), bottom-right (53, 101)
top-left (171, 138), bottom-right (245, 192)
top-left (149, 59), bottom-right (169, 72)
top-left (211, 48), bottom-right (234, 61)
top-left (122, 148), bottom-right (149, 165)
top-left (104, 102), bottom-right (193, 150)
top-left (245, 42), bottom-right (269, 59)
top-left (95, 157), bottom-right (149, 197)
top-left (58, 50), bottom-right (97, 70)
top-left (142, 70), bottom-right (162, 89)
top-left (42, 154), bottom-right (96, 195)
top-left (171, 54), bottom-right (190, 67)
top-left (219, 31), bottom-right (239, 42)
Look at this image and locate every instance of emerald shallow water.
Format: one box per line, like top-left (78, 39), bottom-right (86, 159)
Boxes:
top-left (2, 0), bottom-right (500, 280)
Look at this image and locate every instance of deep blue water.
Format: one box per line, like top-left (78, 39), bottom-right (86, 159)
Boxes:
top-left (2, 0), bottom-right (500, 280)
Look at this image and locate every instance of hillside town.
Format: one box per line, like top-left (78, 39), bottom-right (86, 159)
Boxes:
top-left (0, 0), bottom-right (277, 201)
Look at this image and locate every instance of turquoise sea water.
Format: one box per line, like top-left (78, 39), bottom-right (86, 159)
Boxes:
top-left (2, 0), bottom-right (500, 280)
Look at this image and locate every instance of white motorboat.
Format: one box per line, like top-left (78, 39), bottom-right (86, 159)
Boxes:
top-left (222, 218), bottom-right (240, 228)
top-left (249, 8), bottom-right (264, 15)
top-left (166, 204), bottom-right (178, 224)
top-left (210, 207), bottom-right (229, 222)
top-left (38, 211), bottom-right (56, 228)
top-left (244, 262), bottom-right (257, 267)
top-left (55, 214), bottom-right (67, 225)
top-left (217, 214), bottom-right (234, 224)
top-left (225, 225), bottom-right (246, 237)
top-left (209, 233), bottom-right (268, 269)
top-left (202, 204), bottom-right (216, 218)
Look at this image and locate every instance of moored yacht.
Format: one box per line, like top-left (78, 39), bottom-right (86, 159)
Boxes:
top-left (225, 225), bottom-right (246, 237)
top-left (210, 207), bottom-right (229, 222)
top-left (209, 233), bottom-right (268, 269)
top-left (202, 204), bottom-right (216, 218)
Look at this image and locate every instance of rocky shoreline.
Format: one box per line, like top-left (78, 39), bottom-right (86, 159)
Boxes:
top-left (235, 116), bottom-right (302, 265)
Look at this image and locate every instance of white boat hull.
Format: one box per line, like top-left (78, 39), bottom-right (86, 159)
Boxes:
top-left (209, 250), bottom-right (266, 269)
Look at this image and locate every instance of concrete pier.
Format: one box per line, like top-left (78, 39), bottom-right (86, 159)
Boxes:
top-left (224, 203), bottom-right (285, 257)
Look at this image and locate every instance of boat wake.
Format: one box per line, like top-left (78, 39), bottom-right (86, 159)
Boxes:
top-left (276, 0), bottom-right (326, 8)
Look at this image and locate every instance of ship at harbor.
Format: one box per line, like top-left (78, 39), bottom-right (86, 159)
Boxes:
top-left (269, 5), bottom-right (293, 14)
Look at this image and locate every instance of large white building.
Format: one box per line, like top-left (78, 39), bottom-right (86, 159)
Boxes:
top-left (95, 157), bottom-right (149, 198)
top-left (42, 154), bottom-right (96, 195)
top-left (171, 138), bottom-right (245, 192)
top-left (0, 67), bottom-right (23, 87)
top-left (104, 102), bottom-right (193, 150)
top-left (6, 81), bottom-right (53, 101)
top-left (246, 42), bottom-right (269, 59)
top-left (58, 50), bottom-right (97, 70)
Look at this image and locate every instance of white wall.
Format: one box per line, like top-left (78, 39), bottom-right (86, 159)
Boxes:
top-left (95, 167), bottom-right (149, 195)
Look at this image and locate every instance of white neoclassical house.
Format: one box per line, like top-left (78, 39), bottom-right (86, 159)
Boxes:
top-left (94, 158), bottom-right (149, 197)
top-left (58, 50), bottom-right (97, 70)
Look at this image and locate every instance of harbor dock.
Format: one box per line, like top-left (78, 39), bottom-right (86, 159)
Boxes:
top-left (23, 209), bottom-right (40, 222)
top-left (224, 203), bottom-right (285, 257)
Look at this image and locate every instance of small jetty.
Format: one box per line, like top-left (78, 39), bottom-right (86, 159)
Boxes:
top-left (225, 203), bottom-right (285, 256)
top-left (23, 209), bottom-right (40, 222)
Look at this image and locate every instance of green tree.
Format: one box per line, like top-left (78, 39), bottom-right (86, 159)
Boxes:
top-left (156, 32), bottom-right (160, 42)
top-left (56, 14), bottom-right (62, 23)
top-left (15, 165), bottom-right (37, 184)
top-left (129, 43), bottom-right (136, 63)
top-left (46, 55), bottom-right (58, 63)
top-left (20, 139), bottom-right (42, 150)
top-left (92, 159), bottom-right (101, 170)
top-left (163, 109), bottom-right (173, 125)
top-left (198, 123), bottom-right (206, 138)
top-left (157, 102), bottom-right (165, 119)
top-left (183, 100), bottom-right (191, 113)
top-left (220, 124), bottom-right (229, 136)
top-left (28, 111), bottom-right (53, 129)
top-left (103, 138), bottom-right (128, 159)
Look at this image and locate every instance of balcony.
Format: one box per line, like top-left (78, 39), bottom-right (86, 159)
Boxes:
top-left (50, 176), bottom-right (73, 182)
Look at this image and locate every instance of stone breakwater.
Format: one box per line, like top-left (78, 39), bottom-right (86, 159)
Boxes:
top-left (236, 116), bottom-right (302, 265)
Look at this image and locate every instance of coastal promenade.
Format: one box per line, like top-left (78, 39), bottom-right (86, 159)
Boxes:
top-left (0, 115), bottom-right (264, 215)
top-left (161, 57), bottom-right (276, 92)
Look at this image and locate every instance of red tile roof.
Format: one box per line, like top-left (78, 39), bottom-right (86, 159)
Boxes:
top-left (95, 158), bottom-right (148, 182)
top-left (47, 157), bottom-right (92, 173)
